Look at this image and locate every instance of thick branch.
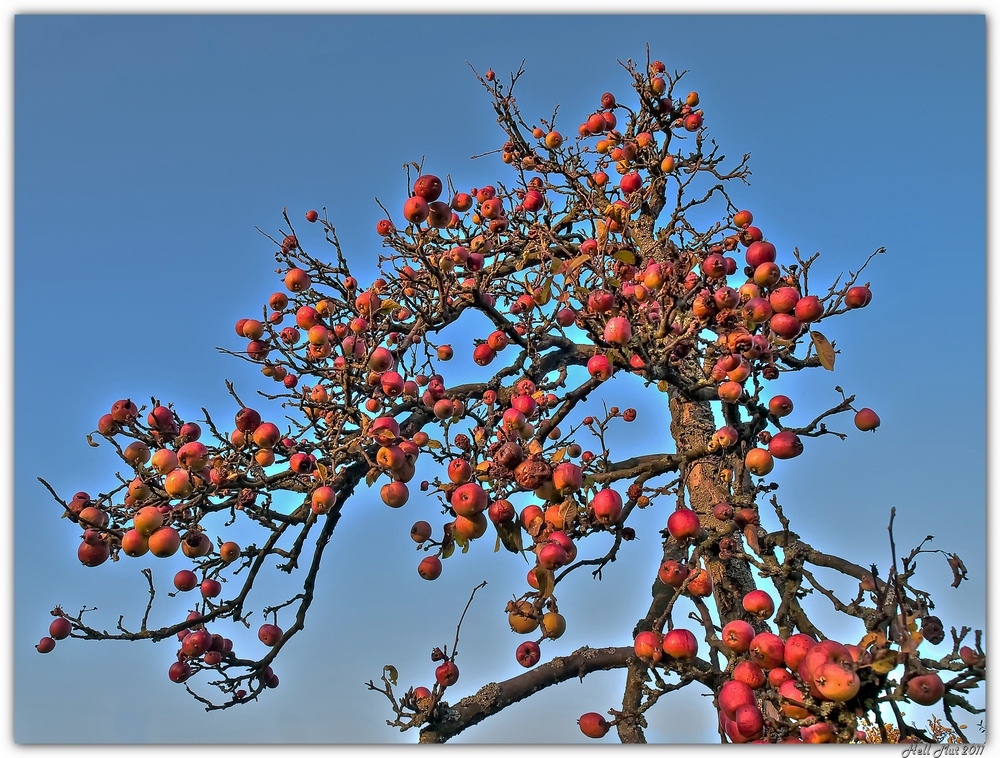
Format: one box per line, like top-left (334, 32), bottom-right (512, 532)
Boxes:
top-left (418, 646), bottom-right (633, 743)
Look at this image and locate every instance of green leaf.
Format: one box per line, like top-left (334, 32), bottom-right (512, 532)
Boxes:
top-left (613, 249), bottom-right (636, 265)
top-left (426, 439), bottom-right (442, 450)
top-left (550, 258), bottom-right (564, 275)
top-left (811, 331), bottom-right (836, 371)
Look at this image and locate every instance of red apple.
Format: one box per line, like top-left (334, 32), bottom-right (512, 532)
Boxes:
top-left (734, 703), bottom-right (764, 739)
top-left (745, 241), bottom-right (776, 268)
top-left (814, 661), bottom-right (860, 702)
top-left (718, 679), bottom-right (756, 719)
top-left (733, 660), bottom-right (766, 689)
top-left (48, 617), bottom-right (72, 640)
top-left (666, 508), bottom-right (700, 541)
top-left (661, 628), bottom-right (698, 659)
top-left (633, 630), bottom-right (664, 662)
top-left (418, 555), bottom-right (442, 580)
top-left (451, 482), bottom-right (488, 517)
top-left (783, 633), bottom-right (817, 671)
top-left (845, 285), bottom-right (872, 308)
top-left (587, 354), bottom-right (613, 381)
top-left (578, 712), bottom-right (610, 739)
top-left (258, 623), bottom-right (283, 647)
top-left (778, 679), bottom-right (812, 719)
top-left (603, 316), bottom-right (633, 346)
top-left (591, 488), bottom-right (623, 525)
top-left (794, 295), bottom-right (823, 323)
top-left (516, 640), bottom-right (541, 668)
top-left (768, 395), bottom-right (794, 417)
top-left (769, 430), bottom-right (803, 459)
top-left (742, 589), bottom-right (775, 619)
top-left (721, 620), bottom-right (755, 654)
top-left (435, 660), bottom-right (459, 687)
top-left (749, 632), bottom-right (785, 670)
top-left (906, 672), bottom-right (945, 705)
top-left (854, 408), bottom-right (880, 431)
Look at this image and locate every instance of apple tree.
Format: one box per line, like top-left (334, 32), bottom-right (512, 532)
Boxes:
top-left (35, 51), bottom-right (985, 744)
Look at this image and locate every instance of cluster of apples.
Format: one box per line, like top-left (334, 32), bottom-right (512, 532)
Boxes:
top-left (497, 59), bottom-right (704, 189)
top-left (166, 609), bottom-right (281, 696)
top-left (393, 171), bottom-right (523, 240)
top-left (545, 204), bottom-right (879, 480)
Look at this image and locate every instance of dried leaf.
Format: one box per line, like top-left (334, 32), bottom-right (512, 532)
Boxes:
top-left (550, 258), bottom-right (564, 275)
top-left (859, 630), bottom-right (887, 650)
top-left (743, 525), bottom-right (761, 554)
top-left (86, 434), bottom-right (100, 448)
top-left (901, 629), bottom-right (923, 653)
top-left (315, 461), bottom-right (329, 482)
top-left (378, 300), bottom-right (401, 314)
top-left (595, 220), bottom-right (608, 247)
top-left (426, 439), bottom-right (442, 450)
top-left (535, 566), bottom-right (554, 599)
top-left (613, 249), bottom-right (636, 265)
top-left (558, 498), bottom-right (579, 526)
top-left (365, 468), bottom-right (380, 487)
top-left (565, 255), bottom-right (590, 275)
top-left (657, 380), bottom-right (670, 393)
top-left (535, 281), bottom-right (552, 306)
top-left (550, 447), bottom-right (566, 464)
top-left (947, 553), bottom-right (968, 588)
top-left (811, 331), bottom-right (836, 371)
top-left (384, 665), bottom-right (398, 685)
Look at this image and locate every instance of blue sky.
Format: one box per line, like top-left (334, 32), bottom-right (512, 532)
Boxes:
top-left (10, 11), bottom-right (988, 747)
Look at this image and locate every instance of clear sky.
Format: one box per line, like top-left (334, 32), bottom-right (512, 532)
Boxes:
top-left (11, 10), bottom-right (987, 748)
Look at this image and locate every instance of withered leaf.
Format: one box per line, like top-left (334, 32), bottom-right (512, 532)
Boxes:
top-left (535, 566), bottom-right (554, 599)
top-left (384, 665), bottom-right (398, 685)
top-left (536, 278), bottom-right (552, 306)
top-left (811, 331), bottom-right (836, 371)
top-left (558, 498), bottom-right (579, 526)
top-left (947, 553), bottom-right (968, 588)
top-left (859, 630), bottom-right (887, 650)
